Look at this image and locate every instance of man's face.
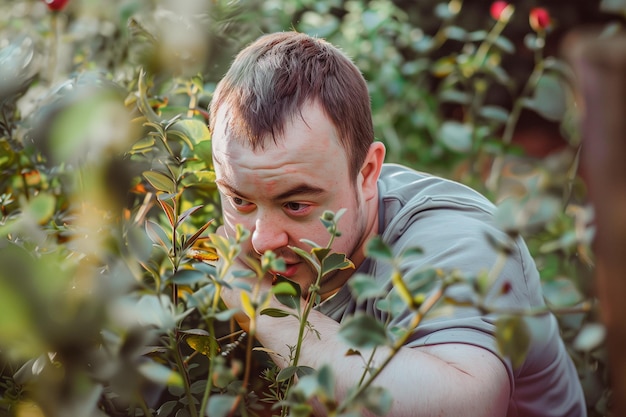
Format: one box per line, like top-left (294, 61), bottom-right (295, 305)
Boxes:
top-left (211, 101), bottom-right (370, 297)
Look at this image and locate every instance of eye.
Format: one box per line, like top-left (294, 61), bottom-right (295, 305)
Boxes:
top-left (284, 201), bottom-right (310, 214)
top-left (230, 196), bottom-right (254, 211)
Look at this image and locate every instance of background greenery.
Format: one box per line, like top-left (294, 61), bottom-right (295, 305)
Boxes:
top-left (0, 0), bottom-right (622, 416)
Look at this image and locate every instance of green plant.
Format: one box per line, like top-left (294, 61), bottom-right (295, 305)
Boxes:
top-left (0, 0), bottom-right (617, 416)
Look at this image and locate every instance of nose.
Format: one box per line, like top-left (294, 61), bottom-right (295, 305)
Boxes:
top-left (251, 213), bottom-right (289, 255)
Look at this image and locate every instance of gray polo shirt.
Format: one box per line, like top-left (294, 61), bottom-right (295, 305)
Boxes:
top-left (317, 163), bottom-right (586, 417)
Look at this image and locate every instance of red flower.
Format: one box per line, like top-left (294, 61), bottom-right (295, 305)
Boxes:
top-left (43, 0), bottom-right (69, 11)
top-left (490, 1), bottom-right (513, 22)
top-left (490, 1), bottom-right (508, 20)
top-left (529, 7), bottom-right (551, 31)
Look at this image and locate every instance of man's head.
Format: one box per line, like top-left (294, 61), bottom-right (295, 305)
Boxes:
top-left (210, 32), bottom-right (385, 297)
top-left (209, 31), bottom-right (374, 179)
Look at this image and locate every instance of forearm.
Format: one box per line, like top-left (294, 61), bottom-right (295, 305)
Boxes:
top-left (253, 305), bottom-right (509, 417)
top-left (216, 254), bottom-right (509, 417)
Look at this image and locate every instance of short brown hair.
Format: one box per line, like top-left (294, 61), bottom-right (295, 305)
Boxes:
top-left (209, 31), bottom-right (374, 179)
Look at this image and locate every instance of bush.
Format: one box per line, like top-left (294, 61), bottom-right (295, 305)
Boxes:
top-left (0, 0), bottom-right (618, 416)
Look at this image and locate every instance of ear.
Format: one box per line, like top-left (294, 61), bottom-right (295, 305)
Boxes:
top-left (359, 141), bottom-right (386, 202)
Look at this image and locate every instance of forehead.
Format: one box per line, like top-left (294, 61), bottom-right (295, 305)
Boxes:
top-left (212, 102), bottom-right (346, 170)
top-left (211, 102), bottom-right (350, 196)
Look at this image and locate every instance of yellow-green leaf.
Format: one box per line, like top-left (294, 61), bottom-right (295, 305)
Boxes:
top-left (143, 171), bottom-right (176, 194)
top-left (25, 193), bottom-right (55, 225)
top-left (240, 291), bottom-right (255, 319)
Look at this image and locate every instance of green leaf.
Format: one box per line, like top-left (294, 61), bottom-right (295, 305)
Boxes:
top-left (467, 30), bottom-right (488, 42)
top-left (143, 170), bottom-right (176, 194)
top-left (444, 25), bottom-right (467, 41)
top-left (272, 281), bottom-right (298, 296)
top-left (348, 273), bottom-right (387, 301)
top-left (495, 315), bottom-right (531, 369)
top-left (431, 56), bottom-right (455, 77)
top-left (180, 171), bottom-right (217, 189)
top-left (542, 277), bottom-right (583, 307)
top-left (138, 361), bottom-right (183, 387)
top-left (321, 252), bottom-right (354, 276)
top-left (439, 89), bottom-right (471, 105)
top-left (362, 10), bottom-right (384, 31)
top-left (177, 204), bottom-right (203, 226)
top-left (157, 198), bottom-right (176, 227)
top-left (26, 193), bottom-right (55, 224)
top-left (300, 11), bottom-right (340, 38)
top-left (527, 73), bottom-right (567, 122)
top-left (190, 380), bottom-right (207, 394)
top-left (401, 246), bottom-right (424, 259)
top-left (208, 233), bottom-right (231, 258)
top-left (365, 236), bottom-right (393, 261)
top-left (293, 373), bottom-right (321, 399)
top-left (156, 401), bottom-right (178, 416)
top-left (0, 275), bottom-right (41, 358)
top-left (434, 2), bottom-right (454, 19)
top-left (194, 140), bottom-right (213, 165)
top-left (136, 69), bottom-right (161, 123)
top-left (312, 247), bottom-right (331, 263)
top-left (183, 218), bottom-right (215, 250)
top-left (185, 333), bottom-right (218, 356)
top-left (355, 386), bottom-right (393, 416)
top-left (600, 0), bottom-right (626, 15)
top-left (169, 269), bottom-right (206, 285)
top-left (276, 366), bottom-right (298, 382)
top-left (145, 220), bottom-right (171, 251)
top-left (439, 121), bottom-right (473, 153)
top-left (494, 194), bottom-right (561, 235)
top-left (291, 245), bottom-right (320, 273)
top-left (274, 275), bottom-right (301, 311)
top-left (573, 323), bottom-right (606, 352)
top-left (479, 105), bottom-right (510, 123)
top-left (169, 118), bottom-right (209, 149)
top-left (130, 136), bottom-right (155, 153)
top-left (296, 366), bottom-right (315, 378)
top-left (206, 394), bottom-right (238, 417)
top-left (317, 365), bottom-right (335, 398)
top-left (339, 313), bottom-right (388, 348)
top-left (260, 307), bottom-right (292, 318)
top-left (494, 36), bottom-right (515, 54)
top-left (214, 308), bottom-right (240, 322)
top-left (300, 238), bottom-right (321, 249)
top-left (405, 267), bottom-right (439, 293)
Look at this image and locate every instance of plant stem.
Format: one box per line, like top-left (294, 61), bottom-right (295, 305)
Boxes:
top-left (291, 226), bottom-right (337, 369)
top-left (227, 331), bottom-right (255, 417)
top-left (486, 32), bottom-right (546, 193)
top-left (337, 285), bottom-right (446, 413)
top-left (172, 331), bottom-right (199, 417)
top-left (280, 224), bottom-right (339, 416)
top-left (187, 82), bottom-right (199, 119)
top-left (199, 318), bottom-right (217, 417)
top-left (475, 15), bottom-right (509, 68)
top-left (137, 393), bottom-right (155, 417)
top-left (48, 12), bottom-right (59, 84)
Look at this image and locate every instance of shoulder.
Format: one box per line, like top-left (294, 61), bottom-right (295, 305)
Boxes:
top-left (379, 164), bottom-right (496, 220)
top-left (376, 163), bottom-right (540, 298)
top-left (378, 164), bottom-right (498, 251)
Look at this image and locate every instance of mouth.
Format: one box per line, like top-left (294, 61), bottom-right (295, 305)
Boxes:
top-left (272, 262), bottom-right (300, 278)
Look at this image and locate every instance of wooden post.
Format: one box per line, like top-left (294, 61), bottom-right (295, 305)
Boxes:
top-left (573, 32), bottom-right (626, 416)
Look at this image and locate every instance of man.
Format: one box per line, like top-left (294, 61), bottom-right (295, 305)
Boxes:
top-left (209, 31), bottom-right (586, 416)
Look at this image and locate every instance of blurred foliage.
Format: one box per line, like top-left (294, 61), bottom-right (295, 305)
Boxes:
top-left (0, 0), bottom-right (623, 416)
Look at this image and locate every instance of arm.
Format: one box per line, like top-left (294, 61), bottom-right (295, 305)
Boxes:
top-left (219, 273), bottom-right (510, 417)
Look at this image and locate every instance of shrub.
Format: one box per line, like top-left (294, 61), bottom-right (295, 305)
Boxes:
top-left (0, 0), bottom-right (616, 416)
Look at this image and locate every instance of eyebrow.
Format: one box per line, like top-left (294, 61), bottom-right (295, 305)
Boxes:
top-left (216, 180), bottom-right (325, 201)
